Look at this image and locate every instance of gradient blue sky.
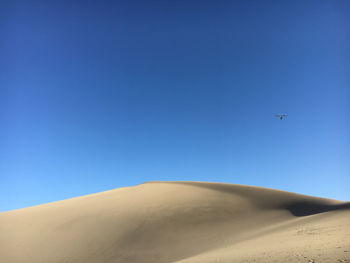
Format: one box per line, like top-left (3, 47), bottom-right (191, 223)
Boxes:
top-left (1, 0), bottom-right (349, 212)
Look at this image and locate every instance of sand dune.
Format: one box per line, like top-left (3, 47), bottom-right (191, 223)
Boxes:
top-left (1, 181), bottom-right (349, 263)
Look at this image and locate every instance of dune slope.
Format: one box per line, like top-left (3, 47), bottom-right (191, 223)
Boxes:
top-left (1, 181), bottom-right (349, 263)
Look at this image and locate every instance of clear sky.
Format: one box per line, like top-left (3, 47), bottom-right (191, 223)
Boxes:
top-left (1, 0), bottom-right (349, 212)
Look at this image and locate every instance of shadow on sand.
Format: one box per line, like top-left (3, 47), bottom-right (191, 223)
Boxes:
top-left (283, 201), bottom-right (350, 216)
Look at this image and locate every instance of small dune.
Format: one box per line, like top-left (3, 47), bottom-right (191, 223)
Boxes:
top-left (1, 181), bottom-right (349, 263)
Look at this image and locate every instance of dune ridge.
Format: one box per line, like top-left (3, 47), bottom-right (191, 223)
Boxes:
top-left (1, 181), bottom-right (349, 263)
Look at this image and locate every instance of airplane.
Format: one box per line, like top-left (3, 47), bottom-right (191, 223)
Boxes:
top-left (275, 114), bottom-right (288, 120)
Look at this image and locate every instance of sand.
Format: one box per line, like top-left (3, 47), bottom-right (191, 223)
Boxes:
top-left (1, 181), bottom-right (349, 263)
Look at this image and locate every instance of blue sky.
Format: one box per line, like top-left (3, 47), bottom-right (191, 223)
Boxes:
top-left (1, 0), bottom-right (349, 211)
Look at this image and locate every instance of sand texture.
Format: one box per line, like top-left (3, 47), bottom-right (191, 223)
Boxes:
top-left (1, 181), bottom-right (349, 263)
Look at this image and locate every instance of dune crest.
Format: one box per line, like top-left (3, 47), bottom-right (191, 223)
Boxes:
top-left (1, 181), bottom-right (349, 263)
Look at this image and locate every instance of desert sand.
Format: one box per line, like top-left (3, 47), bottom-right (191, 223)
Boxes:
top-left (1, 181), bottom-right (349, 263)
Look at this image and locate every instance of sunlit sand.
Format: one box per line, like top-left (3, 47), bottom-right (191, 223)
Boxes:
top-left (1, 181), bottom-right (349, 262)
